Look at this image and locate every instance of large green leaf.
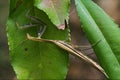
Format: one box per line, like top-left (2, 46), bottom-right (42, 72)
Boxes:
top-left (81, 0), bottom-right (120, 63)
top-left (75, 0), bottom-right (120, 79)
top-left (34, 0), bottom-right (70, 29)
top-left (9, 0), bottom-right (18, 12)
top-left (7, 0), bottom-right (69, 79)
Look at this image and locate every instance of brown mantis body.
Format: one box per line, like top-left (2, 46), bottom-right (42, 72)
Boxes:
top-left (27, 33), bottom-right (108, 78)
top-left (17, 10), bottom-right (108, 77)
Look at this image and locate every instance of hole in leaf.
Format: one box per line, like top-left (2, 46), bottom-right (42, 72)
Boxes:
top-left (24, 48), bottom-right (28, 51)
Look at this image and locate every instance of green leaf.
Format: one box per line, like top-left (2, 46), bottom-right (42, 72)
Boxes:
top-left (34, 0), bottom-right (70, 29)
top-left (9, 0), bottom-right (18, 12)
top-left (75, 0), bottom-right (120, 79)
top-left (7, 0), bottom-right (69, 79)
top-left (81, 0), bottom-right (120, 63)
top-left (9, 0), bottom-right (23, 14)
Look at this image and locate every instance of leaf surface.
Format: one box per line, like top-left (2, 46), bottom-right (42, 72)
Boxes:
top-left (75, 0), bottom-right (120, 79)
top-left (7, 0), bottom-right (69, 79)
top-left (34, 0), bottom-right (70, 29)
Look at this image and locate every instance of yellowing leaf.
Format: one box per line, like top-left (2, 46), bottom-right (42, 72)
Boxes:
top-left (34, 0), bottom-right (70, 29)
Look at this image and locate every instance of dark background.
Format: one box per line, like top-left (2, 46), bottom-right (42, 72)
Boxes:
top-left (0, 0), bottom-right (120, 79)
top-left (0, 0), bottom-right (16, 79)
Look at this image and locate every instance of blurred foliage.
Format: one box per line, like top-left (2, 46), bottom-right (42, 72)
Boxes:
top-left (0, 0), bottom-right (16, 79)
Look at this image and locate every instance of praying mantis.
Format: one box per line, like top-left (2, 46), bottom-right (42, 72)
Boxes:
top-left (17, 10), bottom-right (108, 78)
